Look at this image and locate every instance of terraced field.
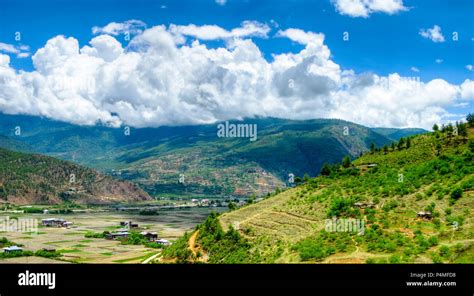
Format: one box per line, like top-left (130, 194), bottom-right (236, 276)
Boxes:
top-left (163, 124), bottom-right (474, 264)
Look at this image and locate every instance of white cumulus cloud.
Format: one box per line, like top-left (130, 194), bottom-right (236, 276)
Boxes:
top-left (169, 21), bottom-right (270, 40)
top-left (331, 0), bottom-right (408, 18)
top-left (0, 22), bottom-right (471, 130)
top-left (0, 42), bottom-right (30, 58)
top-left (92, 20), bottom-right (147, 36)
top-left (420, 25), bottom-right (445, 43)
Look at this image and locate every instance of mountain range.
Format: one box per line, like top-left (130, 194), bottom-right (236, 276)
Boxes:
top-left (0, 113), bottom-right (426, 201)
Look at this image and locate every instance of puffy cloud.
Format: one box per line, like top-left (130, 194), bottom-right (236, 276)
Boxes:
top-left (0, 42), bottom-right (30, 58)
top-left (410, 67), bottom-right (420, 73)
top-left (466, 65), bottom-right (473, 71)
top-left (81, 35), bottom-right (124, 62)
top-left (215, 0), bottom-right (227, 5)
top-left (169, 21), bottom-right (270, 40)
top-left (460, 80), bottom-right (474, 100)
top-left (420, 25), bottom-right (445, 43)
top-left (276, 29), bottom-right (324, 46)
top-left (32, 36), bottom-right (82, 74)
top-left (0, 22), bottom-right (471, 130)
top-left (0, 54), bottom-right (10, 67)
top-left (331, 0), bottom-right (408, 18)
top-left (92, 20), bottom-right (146, 36)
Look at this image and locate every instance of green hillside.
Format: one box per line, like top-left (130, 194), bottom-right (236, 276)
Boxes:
top-left (162, 123), bottom-right (473, 263)
top-left (1, 114), bottom-right (416, 198)
top-left (0, 148), bottom-right (151, 205)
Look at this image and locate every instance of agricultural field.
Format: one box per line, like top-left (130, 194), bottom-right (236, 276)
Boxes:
top-left (0, 207), bottom-right (224, 263)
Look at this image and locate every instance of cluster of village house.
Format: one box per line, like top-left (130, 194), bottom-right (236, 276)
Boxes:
top-left (104, 221), bottom-right (171, 246)
top-left (2, 246), bottom-right (57, 253)
top-left (1, 218), bottom-right (72, 254)
top-left (41, 218), bottom-right (73, 228)
top-left (190, 198), bottom-right (248, 208)
top-left (2, 219), bottom-right (171, 254)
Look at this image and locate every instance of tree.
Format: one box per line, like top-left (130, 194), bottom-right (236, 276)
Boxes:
top-left (458, 122), bottom-right (468, 137)
top-left (432, 123), bottom-right (439, 132)
top-left (383, 145), bottom-right (388, 153)
top-left (467, 113), bottom-right (474, 127)
top-left (450, 187), bottom-right (463, 200)
top-left (303, 173), bottom-right (310, 183)
top-left (247, 194), bottom-right (256, 204)
top-left (390, 142), bottom-right (396, 151)
top-left (406, 137), bottom-right (411, 149)
top-left (370, 143), bottom-right (376, 153)
top-left (320, 163), bottom-right (331, 176)
top-left (397, 137), bottom-right (405, 150)
top-left (446, 123), bottom-right (454, 138)
top-left (342, 156), bottom-right (351, 168)
top-left (228, 202), bottom-right (237, 211)
top-left (435, 143), bottom-right (442, 156)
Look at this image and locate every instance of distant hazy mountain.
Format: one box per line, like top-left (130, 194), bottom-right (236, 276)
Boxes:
top-left (0, 113), bottom-right (426, 198)
top-left (0, 147), bottom-right (151, 205)
top-left (371, 127), bottom-right (427, 141)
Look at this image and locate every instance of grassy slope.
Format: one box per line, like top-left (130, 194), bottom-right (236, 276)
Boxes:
top-left (164, 127), bottom-right (473, 263)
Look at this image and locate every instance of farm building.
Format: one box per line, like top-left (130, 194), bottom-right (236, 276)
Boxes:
top-left (120, 221), bottom-right (138, 228)
top-left (105, 232), bottom-right (129, 240)
top-left (140, 232), bottom-right (158, 241)
top-left (3, 246), bottom-right (23, 253)
top-left (41, 218), bottom-right (73, 227)
top-left (155, 239), bottom-right (171, 246)
top-left (417, 211), bottom-right (432, 219)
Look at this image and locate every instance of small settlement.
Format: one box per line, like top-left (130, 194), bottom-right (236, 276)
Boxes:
top-left (105, 221), bottom-right (171, 246)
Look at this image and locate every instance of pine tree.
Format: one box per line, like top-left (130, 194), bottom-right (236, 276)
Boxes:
top-left (342, 156), bottom-right (351, 168)
top-left (467, 113), bottom-right (474, 127)
top-left (320, 163), bottom-right (331, 176)
top-left (397, 138), bottom-right (405, 150)
top-left (370, 143), bottom-right (376, 153)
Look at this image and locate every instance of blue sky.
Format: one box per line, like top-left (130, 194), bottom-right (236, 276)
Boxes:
top-left (1, 0), bottom-right (472, 83)
top-left (0, 0), bottom-right (472, 129)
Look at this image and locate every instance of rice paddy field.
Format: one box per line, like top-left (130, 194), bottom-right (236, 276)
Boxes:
top-left (0, 207), bottom-right (225, 263)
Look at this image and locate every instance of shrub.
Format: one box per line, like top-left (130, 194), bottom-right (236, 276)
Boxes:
top-left (450, 187), bottom-right (463, 200)
top-left (84, 231), bottom-right (106, 239)
top-left (439, 246), bottom-right (450, 258)
top-left (35, 250), bottom-right (61, 258)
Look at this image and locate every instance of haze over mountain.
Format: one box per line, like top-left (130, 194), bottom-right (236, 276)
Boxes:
top-left (0, 113), bottom-right (426, 198)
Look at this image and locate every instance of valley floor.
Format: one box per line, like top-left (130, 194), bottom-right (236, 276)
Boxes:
top-left (0, 207), bottom-right (223, 263)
